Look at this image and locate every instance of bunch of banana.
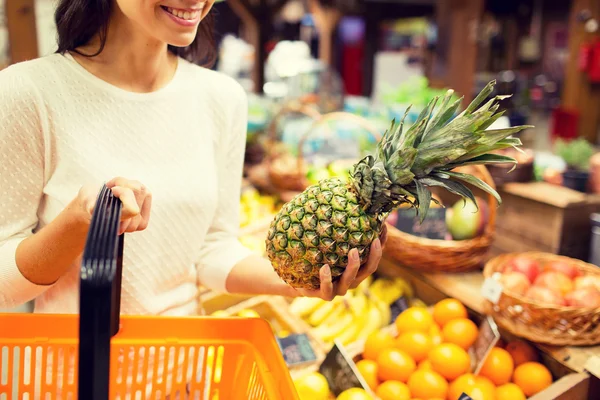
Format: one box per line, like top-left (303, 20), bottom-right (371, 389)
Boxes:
top-left (289, 276), bottom-right (414, 347)
top-left (239, 188), bottom-right (278, 228)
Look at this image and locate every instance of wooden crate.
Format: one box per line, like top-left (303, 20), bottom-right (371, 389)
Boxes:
top-left (347, 262), bottom-right (594, 399)
top-left (491, 182), bottom-right (600, 261)
top-left (214, 295), bottom-right (328, 376)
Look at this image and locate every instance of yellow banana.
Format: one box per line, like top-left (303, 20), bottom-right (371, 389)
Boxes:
top-left (372, 294), bottom-right (392, 327)
top-left (313, 306), bottom-right (354, 343)
top-left (289, 297), bottom-right (326, 318)
top-left (314, 300), bottom-right (347, 328)
top-left (337, 314), bottom-right (364, 346)
top-left (355, 299), bottom-right (383, 340)
top-left (307, 296), bottom-right (344, 326)
top-left (393, 277), bottom-right (414, 299)
top-left (349, 290), bottom-right (368, 316)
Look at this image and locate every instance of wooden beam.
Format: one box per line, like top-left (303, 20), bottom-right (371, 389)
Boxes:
top-left (562, 0), bottom-right (600, 143)
top-left (432, 0), bottom-right (483, 105)
top-left (308, 0), bottom-right (342, 66)
top-left (6, 0), bottom-right (39, 64)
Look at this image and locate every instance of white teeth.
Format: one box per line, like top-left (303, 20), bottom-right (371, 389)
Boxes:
top-left (165, 6), bottom-right (199, 21)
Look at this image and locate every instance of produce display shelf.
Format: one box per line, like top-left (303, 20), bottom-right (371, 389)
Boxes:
top-left (377, 257), bottom-right (600, 377)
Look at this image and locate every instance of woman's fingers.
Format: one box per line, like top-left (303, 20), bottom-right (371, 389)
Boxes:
top-left (336, 249), bottom-right (361, 295)
top-left (319, 265), bottom-right (335, 301)
top-left (380, 224), bottom-right (388, 248)
top-left (138, 193), bottom-right (152, 230)
top-left (351, 239), bottom-right (382, 288)
top-left (110, 186), bottom-right (141, 219)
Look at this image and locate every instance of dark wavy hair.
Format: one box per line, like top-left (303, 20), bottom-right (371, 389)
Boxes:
top-left (54, 0), bottom-right (216, 67)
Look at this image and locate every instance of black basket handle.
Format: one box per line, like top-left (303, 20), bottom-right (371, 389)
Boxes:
top-left (78, 184), bottom-right (124, 400)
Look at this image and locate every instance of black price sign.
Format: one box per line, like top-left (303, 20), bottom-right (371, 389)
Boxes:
top-left (472, 316), bottom-right (501, 375)
top-left (458, 393), bottom-right (475, 400)
top-left (276, 333), bottom-right (317, 367)
top-left (395, 208), bottom-right (448, 240)
top-left (318, 341), bottom-right (372, 397)
top-left (390, 296), bottom-right (410, 322)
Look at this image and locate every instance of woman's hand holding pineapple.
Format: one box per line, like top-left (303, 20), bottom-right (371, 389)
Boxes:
top-left (292, 224), bottom-right (388, 301)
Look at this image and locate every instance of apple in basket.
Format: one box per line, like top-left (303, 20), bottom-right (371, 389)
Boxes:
top-left (534, 271), bottom-right (574, 297)
top-left (503, 256), bottom-right (541, 284)
top-left (499, 272), bottom-right (531, 296)
top-left (525, 286), bottom-right (566, 306)
top-left (574, 275), bottom-right (600, 292)
top-left (565, 287), bottom-right (600, 308)
top-left (544, 260), bottom-right (581, 280)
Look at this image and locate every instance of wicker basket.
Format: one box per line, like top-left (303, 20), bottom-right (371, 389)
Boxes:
top-left (383, 164), bottom-right (498, 273)
top-left (267, 109), bottom-right (382, 196)
top-left (483, 252), bottom-right (600, 346)
top-left (265, 103), bottom-right (323, 192)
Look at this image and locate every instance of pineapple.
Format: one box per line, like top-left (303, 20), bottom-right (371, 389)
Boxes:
top-left (266, 81), bottom-right (531, 290)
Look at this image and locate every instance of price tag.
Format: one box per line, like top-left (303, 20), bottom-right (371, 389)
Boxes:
top-left (584, 355), bottom-right (600, 379)
top-left (395, 208), bottom-right (449, 240)
top-left (472, 316), bottom-right (501, 375)
top-left (390, 296), bottom-right (410, 322)
top-left (481, 276), bottom-right (503, 304)
top-left (458, 393), bottom-right (475, 400)
top-left (276, 333), bottom-right (317, 367)
top-left (318, 341), bottom-right (373, 397)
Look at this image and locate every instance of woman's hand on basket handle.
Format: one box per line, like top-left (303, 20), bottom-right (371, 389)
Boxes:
top-left (292, 224), bottom-right (388, 301)
top-left (79, 177), bottom-right (152, 235)
top-left (15, 177), bottom-right (151, 286)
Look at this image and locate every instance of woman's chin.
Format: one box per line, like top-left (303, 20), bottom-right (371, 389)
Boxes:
top-left (167, 35), bottom-right (197, 48)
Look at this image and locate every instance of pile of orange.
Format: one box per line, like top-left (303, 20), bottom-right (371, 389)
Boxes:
top-left (357, 298), bottom-right (554, 400)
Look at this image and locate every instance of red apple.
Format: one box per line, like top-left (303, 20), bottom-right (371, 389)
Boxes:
top-left (544, 261), bottom-right (581, 280)
top-left (504, 256), bottom-right (541, 283)
top-left (534, 271), bottom-right (574, 296)
top-left (386, 211), bottom-right (398, 227)
top-left (525, 286), bottom-right (566, 306)
top-left (499, 272), bottom-right (531, 296)
top-left (565, 287), bottom-right (600, 308)
top-left (574, 275), bottom-right (600, 292)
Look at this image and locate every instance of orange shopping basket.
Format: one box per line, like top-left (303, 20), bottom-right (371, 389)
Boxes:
top-left (0, 185), bottom-right (299, 400)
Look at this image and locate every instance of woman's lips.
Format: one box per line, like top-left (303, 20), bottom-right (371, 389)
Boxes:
top-left (160, 5), bottom-right (203, 27)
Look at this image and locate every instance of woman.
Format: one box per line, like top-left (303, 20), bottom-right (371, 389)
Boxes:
top-left (0, 0), bottom-right (385, 315)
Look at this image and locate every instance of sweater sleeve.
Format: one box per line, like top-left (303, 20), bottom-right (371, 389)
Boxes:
top-left (0, 67), bottom-right (51, 308)
top-left (195, 80), bottom-right (254, 293)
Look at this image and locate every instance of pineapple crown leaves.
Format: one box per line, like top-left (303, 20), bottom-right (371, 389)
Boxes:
top-left (350, 80), bottom-right (534, 222)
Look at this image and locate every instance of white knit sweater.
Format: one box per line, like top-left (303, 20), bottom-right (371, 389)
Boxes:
top-left (0, 53), bottom-right (253, 315)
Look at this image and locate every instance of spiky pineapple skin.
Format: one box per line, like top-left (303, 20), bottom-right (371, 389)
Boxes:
top-left (266, 178), bottom-right (383, 290)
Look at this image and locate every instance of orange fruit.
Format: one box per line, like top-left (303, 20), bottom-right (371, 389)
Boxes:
top-left (395, 308), bottom-right (435, 335)
top-left (432, 298), bottom-right (468, 326)
top-left (375, 380), bottom-right (411, 400)
top-left (479, 347), bottom-right (514, 385)
top-left (377, 348), bottom-right (416, 383)
top-left (355, 359), bottom-right (379, 391)
top-left (449, 374), bottom-right (495, 400)
top-left (396, 331), bottom-right (433, 363)
top-left (448, 373), bottom-right (477, 400)
top-left (428, 343), bottom-right (471, 381)
top-left (441, 318), bottom-right (479, 350)
top-left (467, 377), bottom-right (496, 400)
top-left (513, 362), bottom-right (553, 396)
top-left (496, 383), bottom-right (526, 400)
top-left (417, 359), bottom-right (433, 370)
top-left (407, 369), bottom-right (449, 399)
top-left (336, 388), bottom-right (372, 400)
top-left (363, 331), bottom-right (396, 361)
top-left (429, 324), bottom-right (443, 346)
top-left (505, 340), bottom-right (539, 366)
